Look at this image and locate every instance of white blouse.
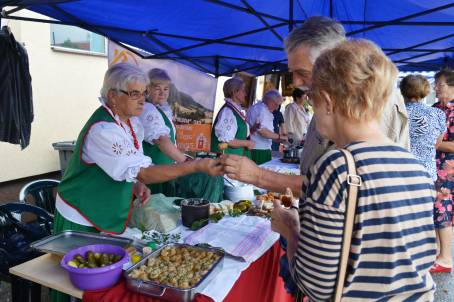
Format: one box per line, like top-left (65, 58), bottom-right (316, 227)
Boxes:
top-left (247, 101), bottom-right (274, 150)
top-left (214, 99), bottom-right (245, 142)
top-left (284, 102), bottom-right (312, 144)
top-left (56, 98), bottom-right (153, 227)
top-left (82, 99), bottom-right (152, 182)
top-left (139, 102), bottom-right (176, 144)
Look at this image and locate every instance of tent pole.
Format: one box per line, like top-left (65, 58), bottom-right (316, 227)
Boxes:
top-left (147, 23), bottom-right (286, 58)
top-left (289, 0), bottom-right (294, 32)
top-left (240, 0), bottom-right (283, 42)
top-left (205, 0), bottom-right (287, 23)
top-left (145, 32), bottom-right (213, 74)
top-left (218, 58), bottom-right (288, 77)
top-left (395, 46), bottom-right (454, 63)
top-left (215, 56), bottom-right (220, 78)
top-left (151, 30), bottom-right (283, 52)
top-left (330, 0), bottom-right (333, 18)
top-left (347, 2), bottom-right (454, 36)
top-left (386, 33), bottom-right (454, 56)
top-left (384, 48), bottom-right (454, 53)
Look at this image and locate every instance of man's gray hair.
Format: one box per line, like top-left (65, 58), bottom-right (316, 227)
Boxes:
top-left (223, 77), bottom-right (245, 98)
top-left (148, 68), bottom-right (172, 86)
top-left (263, 89), bottom-right (283, 104)
top-left (100, 63), bottom-right (147, 99)
top-left (284, 16), bottom-right (346, 63)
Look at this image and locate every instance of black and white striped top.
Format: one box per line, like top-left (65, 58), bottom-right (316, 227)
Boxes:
top-left (292, 142), bottom-right (436, 302)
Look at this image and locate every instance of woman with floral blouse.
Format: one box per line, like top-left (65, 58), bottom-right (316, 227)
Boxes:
top-left (432, 68), bottom-right (454, 273)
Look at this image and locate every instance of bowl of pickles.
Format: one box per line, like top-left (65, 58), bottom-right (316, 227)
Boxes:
top-left (61, 244), bottom-right (130, 290)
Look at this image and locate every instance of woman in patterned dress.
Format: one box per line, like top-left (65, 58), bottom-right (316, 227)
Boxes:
top-left (431, 68), bottom-right (454, 273)
top-left (401, 74), bottom-right (445, 182)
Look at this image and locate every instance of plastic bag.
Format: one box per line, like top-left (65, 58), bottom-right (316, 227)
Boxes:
top-left (129, 194), bottom-right (181, 233)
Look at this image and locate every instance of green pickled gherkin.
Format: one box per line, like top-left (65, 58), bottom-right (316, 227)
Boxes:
top-left (86, 251), bottom-right (96, 264)
top-left (74, 254), bottom-right (85, 263)
top-left (67, 260), bottom-right (79, 268)
top-left (108, 253), bottom-right (115, 262)
top-left (100, 253), bottom-right (110, 265)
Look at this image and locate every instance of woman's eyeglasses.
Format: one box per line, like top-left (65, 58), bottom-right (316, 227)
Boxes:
top-left (119, 89), bottom-right (149, 100)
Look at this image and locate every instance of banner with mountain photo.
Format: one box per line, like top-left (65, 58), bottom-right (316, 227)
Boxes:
top-left (108, 41), bottom-right (217, 152)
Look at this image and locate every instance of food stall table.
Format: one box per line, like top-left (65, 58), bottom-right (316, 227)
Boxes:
top-left (260, 157), bottom-right (300, 175)
top-left (10, 242), bottom-right (294, 302)
top-left (9, 253), bottom-right (82, 301)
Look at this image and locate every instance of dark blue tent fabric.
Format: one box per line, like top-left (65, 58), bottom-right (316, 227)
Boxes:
top-left (1, 0), bottom-right (453, 75)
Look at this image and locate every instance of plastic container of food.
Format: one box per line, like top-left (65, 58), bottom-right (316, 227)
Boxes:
top-left (60, 244), bottom-right (130, 290)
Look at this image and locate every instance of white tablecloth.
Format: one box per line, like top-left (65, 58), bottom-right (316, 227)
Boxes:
top-left (260, 157), bottom-right (300, 175)
top-left (120, 215), bottom-right (278, 302)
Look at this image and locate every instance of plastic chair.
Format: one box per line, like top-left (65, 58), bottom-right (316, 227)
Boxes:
top-left (19, 179), bottom-right (60, 216)
top-left (0, 202), bottom-right (53, 302)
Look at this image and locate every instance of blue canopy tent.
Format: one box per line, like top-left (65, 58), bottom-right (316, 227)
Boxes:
top-left (1, 0), bottom-right (453, 76)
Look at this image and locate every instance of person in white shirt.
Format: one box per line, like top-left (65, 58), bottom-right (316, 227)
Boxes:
top-left (211, 77), bottom-right (255, 157)
top-left (140, 68), bottom-right (186, 165)
top-left (284, 88), bottom-right (312, 145)
top-left (247, 89), bottom-right (288, 164)
top-left (139, 68), bottom-right (224, 201)
top-left (139, 68), bottom-right (186, 196)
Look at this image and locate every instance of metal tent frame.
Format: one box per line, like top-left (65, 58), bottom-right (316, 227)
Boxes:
top-left (1, 0), bottom-right (453, 76)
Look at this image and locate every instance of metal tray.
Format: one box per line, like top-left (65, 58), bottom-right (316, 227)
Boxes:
top-left (30, 230), bottom-right (132, 255)
top-left (125, 243), bottom-right (224, 302)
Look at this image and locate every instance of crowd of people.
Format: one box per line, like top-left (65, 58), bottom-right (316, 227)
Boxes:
top-left (52, 15), bottom-right (454, 302)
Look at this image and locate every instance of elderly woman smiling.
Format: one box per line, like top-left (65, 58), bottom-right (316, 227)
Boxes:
top-left (269, 40), bottom-right (436, 301)
top-left (54, 63), bottom-right (221, 238)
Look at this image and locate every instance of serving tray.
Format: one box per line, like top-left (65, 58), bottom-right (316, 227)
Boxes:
top-left (30, 230), bottom-right (132, 255)
top-left (125, 243), bottom-right (224, 302)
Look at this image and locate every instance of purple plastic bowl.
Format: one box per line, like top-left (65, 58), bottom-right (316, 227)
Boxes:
top-left (61, 244), bottom-right (130, 291)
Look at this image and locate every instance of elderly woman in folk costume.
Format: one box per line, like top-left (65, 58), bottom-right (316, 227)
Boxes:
top-left (139, 68), bottom-right (224, 201)
top-left (139, 68), bottom-right (184, 196)
top-left (55, 63), bottom-right (221, 235)
top-left (53, 63), bottom-right (221, 301)
top-left (211, 77), bottom-right (255, 158)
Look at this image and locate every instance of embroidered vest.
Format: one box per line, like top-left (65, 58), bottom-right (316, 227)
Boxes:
top-left (58, 107), bottom-right (134, 234)
top-left (143, 105), bottom-right (176, 165)
top-left (211, 104), bottom-right (250, 157)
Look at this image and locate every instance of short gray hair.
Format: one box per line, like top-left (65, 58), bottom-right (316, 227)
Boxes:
top-left (148, 68), bottom-right (172, 86)
top-left (100, 63), bottom-right (147, 99)
top-left (223, 77), bottom-right (245, 98)
top-left (284, 16), bottom-right (346, 63)
top-left (263, 89), bottom-right (283, 104)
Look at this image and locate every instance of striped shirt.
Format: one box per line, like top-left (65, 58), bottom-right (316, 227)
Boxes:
top-left (292, 142), bottom-right (436, 302)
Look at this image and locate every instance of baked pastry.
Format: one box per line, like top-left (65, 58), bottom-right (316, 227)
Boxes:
top-left (218, 143), bottom-right (228, 150)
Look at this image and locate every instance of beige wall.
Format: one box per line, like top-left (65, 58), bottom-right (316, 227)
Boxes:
top-left (0, 10), bottom-right (107, 182)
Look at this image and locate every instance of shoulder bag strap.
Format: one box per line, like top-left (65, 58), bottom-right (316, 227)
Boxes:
top-left (333, 149), bottom-right (362, 302)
